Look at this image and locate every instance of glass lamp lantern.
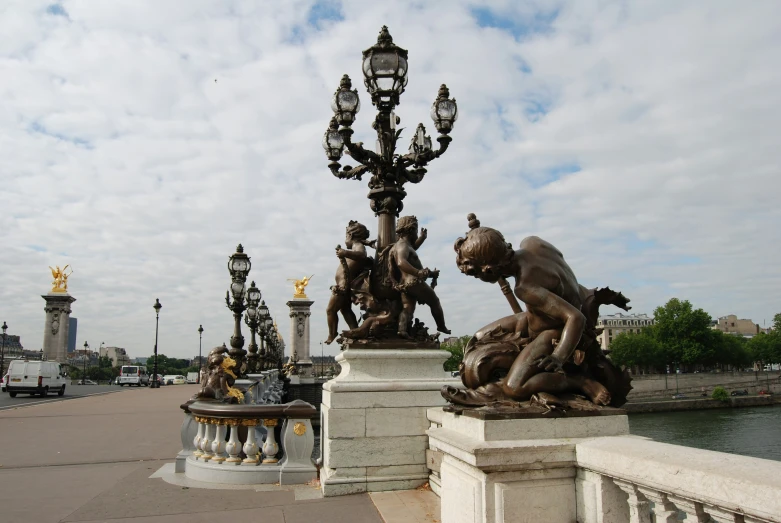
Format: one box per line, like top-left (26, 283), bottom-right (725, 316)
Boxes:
top-left (409, 123), bottom-right (433, 155)
top-left (246, 281), bottom-right (261, 308)
top-left (331, 75), bottom-right (360, 126)
top-left (430, 84), bottom-right (458, 134)
top-left (230, 280), bottom-right (245, 300)
top-left (322, 118), bottom-right (345, 161)
top-left (228, 244), bottom-right (251, 282)
top-left (362, 26), bottom-right (409, 109)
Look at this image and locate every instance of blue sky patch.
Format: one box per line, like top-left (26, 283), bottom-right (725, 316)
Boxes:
top-left (308, 0), bottom-right (343, 27)
top-left (46, 3), bottom-right (69, 18)
top-left (29, 121), bottom-right (92, 148)
top-left (470, 6), bottom-right (559, 40)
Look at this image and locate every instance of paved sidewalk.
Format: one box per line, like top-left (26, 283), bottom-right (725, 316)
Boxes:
top-left (0, 385), bottom-right (385, 522)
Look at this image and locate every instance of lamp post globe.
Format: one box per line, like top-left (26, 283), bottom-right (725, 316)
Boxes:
top-left (226, 244), bottom-right (251, 375)
top-left (151, 298), bottom-right (162, 388)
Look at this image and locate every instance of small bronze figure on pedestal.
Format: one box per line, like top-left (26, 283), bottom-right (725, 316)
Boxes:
top-left (442, 214), bottom-right (632, 410)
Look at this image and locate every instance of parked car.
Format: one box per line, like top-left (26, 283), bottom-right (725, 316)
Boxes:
top-left (1, 373), bottom-right (8, 392)
top-left (730, 390), bottom-right (749, 396)
top-left (78, 379), bottom-right (98, 385)
top-left (759, 390), bottom-right (774, 396)
top-left (118, 365), bottom-right (150, 387)
top-left (6, 360), bottom-right (66, 397)
top-left (671, 393), bottom-right (686, 400)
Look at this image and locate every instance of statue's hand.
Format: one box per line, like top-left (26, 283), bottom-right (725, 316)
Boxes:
top-left (537, 354), bottom-right (565, 373)
top-left (419, 228), bottom-right (428, 241)
top-left (336, 248), bottom-right (347, 258)
top-left (418, 268), bottom-right (431, 279)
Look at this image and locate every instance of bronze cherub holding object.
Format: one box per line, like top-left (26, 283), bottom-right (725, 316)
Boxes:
top-left (442, 214), bottom-right (632, 409)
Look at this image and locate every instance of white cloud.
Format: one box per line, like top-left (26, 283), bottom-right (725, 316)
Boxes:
top-left (1, 0), bottom-right (780, 361)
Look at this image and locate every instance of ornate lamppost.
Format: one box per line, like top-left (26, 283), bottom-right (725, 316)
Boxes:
top-left (82, 341), bottom-right (89, 385)
top-left (323, 25), bottom-right (458, 251)
top-left (244, 281), bottom-right (262, 374)
top-left (257, 301), bottom-right (271, 371)
top-left (197, 324), bottom-right (204, 383)
top-left (151, 298), bottom-right (162, 388)
top-left (225, 244), bottom-right (251, 376)
top-left (1, 321), bottom-right (7, 379)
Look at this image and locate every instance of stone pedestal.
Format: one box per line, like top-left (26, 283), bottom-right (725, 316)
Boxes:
top-left (42, 293), bottom-right (76, 363)
top-left (321, 347), bottom-right (458, 496)
top-left (427, 408), bottom-right (629, 523)
top-left (287, 299), bottom-right (314, 377)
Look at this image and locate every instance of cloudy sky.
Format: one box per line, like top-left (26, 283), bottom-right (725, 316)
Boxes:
top-left (1, 0), bottom-right (780, 361)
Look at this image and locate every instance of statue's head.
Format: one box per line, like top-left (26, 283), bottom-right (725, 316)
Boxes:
top-left (346, 220), bottom-right (370, 246)
top-left (207, 344), bottom-right (229, 368)
top-left (396, 215), bottom-right (418, 240)
top-left (454, 213), bottom-right (514, 283)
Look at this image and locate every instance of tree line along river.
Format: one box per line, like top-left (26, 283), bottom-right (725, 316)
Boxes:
top-left (628, 405), bottom-right (781, 462)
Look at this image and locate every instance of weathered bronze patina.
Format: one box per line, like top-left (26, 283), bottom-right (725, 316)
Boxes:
top-left (442, 214), bottom-right (633, 410)
top-left (322, 27), bottom-right (457, 347)
top-left (192, 344), bottom-right (245, 403)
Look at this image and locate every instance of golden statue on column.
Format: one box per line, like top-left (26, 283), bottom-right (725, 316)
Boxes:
top-left (287, 275), bottom-right (313, 299)
top-left (49, 265), bottom-right (73, 293)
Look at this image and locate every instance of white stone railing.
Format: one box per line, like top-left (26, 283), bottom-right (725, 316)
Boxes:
top-left (576, 436), bottom-right (781, 523)
top-left (179, 399), bottom-right (317, 485)
top-left (427, 408), bottom-right (781, 523)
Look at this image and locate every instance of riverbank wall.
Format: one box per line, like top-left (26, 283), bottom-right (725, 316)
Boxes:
top-left (626, 395), bottom-right (781, 414)
top-left (626, 371), bottom-right (780, 401)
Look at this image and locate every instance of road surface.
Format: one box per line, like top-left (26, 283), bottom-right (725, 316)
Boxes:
top-left (0, 384), bottom-right (132, 410)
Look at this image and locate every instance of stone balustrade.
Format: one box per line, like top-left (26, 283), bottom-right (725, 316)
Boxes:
top-left (576, 436), bottom-right (781, 523)
top-left (179, 399), bottom-right (317, 485)
top-left (427, 408), bottom-right (781, 523)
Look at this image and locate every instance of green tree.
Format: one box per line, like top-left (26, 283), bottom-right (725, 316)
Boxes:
top-left (711, 386), bottom-right (729, 401)
top-left (608, 331), bottom-right (664, 372)
top-left (747, 333), bottom-right (781, 366)
top-left (653, 298), bottom-right (713, 368)
top-left (442, 336), bottom-right (471, 372)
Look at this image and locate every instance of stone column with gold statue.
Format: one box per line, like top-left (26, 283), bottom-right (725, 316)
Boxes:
top-left (286, 276), bottom-right (314, 378)
top-left (42, 265), bottom-right (76, 363)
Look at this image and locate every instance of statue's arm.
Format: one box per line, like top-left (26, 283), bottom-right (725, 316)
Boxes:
top-left (413, 228), bottom-right (427, 249)
top-left (516, 283), bottom-right (585, 366)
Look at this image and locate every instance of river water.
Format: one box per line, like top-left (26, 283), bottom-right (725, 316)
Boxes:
top-left (628, 405), bottom-right (781, 462)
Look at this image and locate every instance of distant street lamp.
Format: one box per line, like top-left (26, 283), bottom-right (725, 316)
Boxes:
top-left (151, 298), bottom-right (162, 389)
top-left (257, 301), bottom-right (271, 370)
top-left (82, 341), bottom-right (89, 385)
top-left (197, 325), bottom-right (204, 384)
top-left (1, 321), bottom-right (7, 378)
top-left (244, 281), bottom-right (262, 374)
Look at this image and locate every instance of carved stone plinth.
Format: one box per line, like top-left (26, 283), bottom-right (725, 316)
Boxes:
top-left (320, 347), bottom-right (460, 496)
top-left (287, 299), bottom-right (314, 377)
top-left (42, 292), bottom-right (76, 363)
top-left (427, 408), bottom-right (629, 523)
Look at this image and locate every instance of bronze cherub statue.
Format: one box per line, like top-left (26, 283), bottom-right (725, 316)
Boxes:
top-left (441, 214), bottom-right (632, 409)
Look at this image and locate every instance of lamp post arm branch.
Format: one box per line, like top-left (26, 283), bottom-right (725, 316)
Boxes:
top-left (340, 128), bottom-right (379, 165)
top-left (433, 134), bottom-right (452, 159)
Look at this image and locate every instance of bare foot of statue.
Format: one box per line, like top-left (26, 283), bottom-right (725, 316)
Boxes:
top-left (580, 378), bottom-right (611, 405)
top-left (324, 336), bottom-right (336, 345)
top-left (438, 326), bottom-right (452, 334)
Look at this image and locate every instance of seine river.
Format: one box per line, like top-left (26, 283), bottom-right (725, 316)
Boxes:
top-left (629, 405), bottom-right (781, 462)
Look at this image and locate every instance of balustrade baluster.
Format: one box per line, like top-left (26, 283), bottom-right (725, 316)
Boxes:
top-left (243, 420), bottom-right (260, 464)
top-left (614, 480), bottom-right (652, 523)
top-left (668, 496), bottom-right (710, 522)
top-left (636, 487), bottom-right (678, 523)
top-left (193, 419), bottom-right (204, 457)
top-left (201, 421), bottom-right (215, 460)
top-left (262, 418), bottom-right (279, 463)
top-left (225, 422), bottom-right (242, 464)
top-left (211, 423), bottom-right (228, 462)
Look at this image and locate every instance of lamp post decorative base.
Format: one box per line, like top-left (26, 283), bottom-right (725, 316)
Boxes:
top-left (320, 347), bottom-right (460, 496)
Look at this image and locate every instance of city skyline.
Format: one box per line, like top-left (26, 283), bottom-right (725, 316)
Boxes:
top-left (1, 1), bottom-right (780, 359)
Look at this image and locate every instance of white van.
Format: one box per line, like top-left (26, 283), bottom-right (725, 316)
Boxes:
top-left (118, 365), bottom-right (150, 386)
top-left (6, 360), bottom-right (66, 397)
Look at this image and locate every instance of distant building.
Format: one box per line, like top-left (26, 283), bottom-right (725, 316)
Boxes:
top-left (100, 346), bottom-right (131, 367)
top-left (596, 313), bottom-right (655, 350)
top-left (134, 357), bottom-right (149, 365)
top-left (712, 315), bottom-right (760, 337)
top-left (442, 336), bottom-right (460, 346)
top-left (68, 318), bottom-right (78, 353)
top-left (1, 334), bottom-right (25, 360)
